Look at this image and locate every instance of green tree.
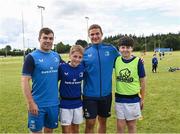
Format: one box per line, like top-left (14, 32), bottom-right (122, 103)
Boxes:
top-left (75, 39), bottom-right (88, 48)
top-left (5, 45), bottom-right (12, 56)
top-left (55, 42), bottom-right (71, 53)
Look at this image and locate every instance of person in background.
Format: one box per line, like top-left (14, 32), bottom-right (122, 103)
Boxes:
top-left (159, 52), bottom-right (162, 60)
top-left (152, 54), bottom-right (158, 73)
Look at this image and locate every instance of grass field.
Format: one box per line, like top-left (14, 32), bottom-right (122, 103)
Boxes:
top-left (0, 51), bottom-right (180, 133)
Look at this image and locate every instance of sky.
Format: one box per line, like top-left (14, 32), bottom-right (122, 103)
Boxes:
top-left (0, 0), bottom-right (180, 49)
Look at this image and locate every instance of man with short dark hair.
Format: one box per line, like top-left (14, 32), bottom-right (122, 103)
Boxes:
top-left (82, 24), bottom-right (120, 133)
top-left (21, 27), bottom-right (61, 133)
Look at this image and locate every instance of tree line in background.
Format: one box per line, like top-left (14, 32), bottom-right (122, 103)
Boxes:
top-left (103, 32), bottom-right (180, 51)
top-left (0, 32), bottom-right (180, 56)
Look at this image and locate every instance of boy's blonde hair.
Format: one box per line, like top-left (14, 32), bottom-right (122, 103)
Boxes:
top-left (69, 45), bottom-right (84, 55)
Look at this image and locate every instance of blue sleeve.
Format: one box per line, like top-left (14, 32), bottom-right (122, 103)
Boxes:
top-left (58, 64), bottom-right (63, 80)
top-left (22, 54), bottom-right (34, 76)
top-left (82, 63), bottom-right (86, 79)
top-left (138, 59), bottom-right (146, 78)
top-left (112, 46), bottom-right (120, 68)
top-left (113, 45), bottom-right (120, 58)
top-left (113, 56), bottom-right (118, 68)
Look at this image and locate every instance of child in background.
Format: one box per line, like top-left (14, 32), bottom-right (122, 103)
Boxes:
top-left (114, 36), bottom-right (146, 133)
top-left (58, 45), bottom-right (84, 133)
top-left (152, 54), bottom-right (158, 73)
top-left (159, 52), bottom-right (162, 60)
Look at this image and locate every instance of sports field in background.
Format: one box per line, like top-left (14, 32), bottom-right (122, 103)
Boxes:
top-left (0, 51), bottom-right (180, 133)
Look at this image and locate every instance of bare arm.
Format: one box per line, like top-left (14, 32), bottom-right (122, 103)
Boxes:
top-left (21, 76), bottom-right (38, 115)
top-left (139, 77), bottom-right (146, 110)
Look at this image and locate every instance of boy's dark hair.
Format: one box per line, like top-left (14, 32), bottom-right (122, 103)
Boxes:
top-left (88, 24), bottom-right (103, 34)
top-left (119, 36), bottom-right (134, 47)
top-left (38, 27), bottom-right (54, 40)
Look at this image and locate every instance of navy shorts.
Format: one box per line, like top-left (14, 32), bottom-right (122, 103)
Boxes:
top-left (83, 94), bottom-right (112, 119)
top-left (28, 105), bottom-right (59, 132)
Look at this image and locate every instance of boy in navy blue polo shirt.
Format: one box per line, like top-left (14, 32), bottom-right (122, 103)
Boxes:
top-left (58, 45), bottom-right (84, 133)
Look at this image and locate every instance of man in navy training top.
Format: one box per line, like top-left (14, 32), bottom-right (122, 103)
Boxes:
top-left (21, 27), bottom-right (61, 133)
top-left (82, 24), bottom-right (120, 133)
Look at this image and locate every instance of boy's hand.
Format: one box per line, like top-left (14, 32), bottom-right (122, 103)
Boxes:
top-left (140, 57), bottom-right (144, 64)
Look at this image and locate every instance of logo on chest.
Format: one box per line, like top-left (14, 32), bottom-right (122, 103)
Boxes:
top-left (64, 72), bottom-right (69, 75)
top-left (79, 72), bottom-right (83, 77)
top-left (88, 53), bottom-right (92, 57)
top-left (105, 51), bottom-right (110, 56)
top-left (54, 57), bottom-right (59, 62)
top-left (38, 59), bottom-right (44, 62)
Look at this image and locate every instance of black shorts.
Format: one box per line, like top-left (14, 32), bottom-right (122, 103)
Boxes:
top-left (153, 64), bottom-right (157, 68)
top-left (83, 94), bottom-right (112, 119)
